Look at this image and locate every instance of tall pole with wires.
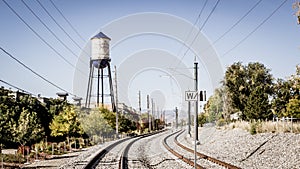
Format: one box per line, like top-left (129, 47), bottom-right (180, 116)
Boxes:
top-left (188, 100), bottom-right (191, 136)
top-left (194, 58), bottom-right (199, 169)
top-left (152, 99), bottom-right (155, 131)
top-left (114, 66), bottom-right (119, 137)
top-left (147, 95), bottom-right (151, 132)
top-left (138, 90), bottom-right (142, 133)
top-left (194, 59), bottom-right (199, 141)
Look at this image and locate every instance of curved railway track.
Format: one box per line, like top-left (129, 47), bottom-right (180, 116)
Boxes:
top-left (163, 129), bottom-right (241, 169)
top-left (84, 130), bottom-right (164, 169)
top-left (119, 132), bottom-right (156, 169)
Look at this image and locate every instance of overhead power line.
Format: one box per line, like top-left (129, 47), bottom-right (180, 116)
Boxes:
top-left (36, 0), bottom-right (90, 59)
top-left (21, 0), bottom-right (86, 64)
top-left (2, 0), bottom-right (86, 76)
top-left (0, 47), bottom-right (75, 96)
top-left (0, 79), bottom-right (34, 95)
top-left (199, 0), bottom-right (262, 56)
top-left (49, 0), bottom-right (86, 42)
top-left (213, 0), bottom-right (262, 45)
top-left (174, 0), bottom-right (208, 65)
top-left (222, 0), bottom-right (288, 57)
top-left (173, 0), bottom-right (221, 70)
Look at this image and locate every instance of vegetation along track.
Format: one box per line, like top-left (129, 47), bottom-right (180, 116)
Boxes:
top-left (163, 129), bottom-right (241, 169)
top-left (83, 130), bottom-right (164, 169)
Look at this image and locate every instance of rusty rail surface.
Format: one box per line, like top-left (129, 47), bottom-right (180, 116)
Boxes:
top-left (163, 130), bottom-right (205, 169)
top-left (174, 130), bottom-right (241, 169)
top-left (163, 129), bottom-right (241, 169)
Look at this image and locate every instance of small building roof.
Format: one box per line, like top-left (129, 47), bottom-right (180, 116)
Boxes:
top-left (91, 32), bottom-right (111, 40)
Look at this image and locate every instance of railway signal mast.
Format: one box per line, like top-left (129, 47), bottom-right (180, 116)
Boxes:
top-left (85, 32), bottom-right (116, 112)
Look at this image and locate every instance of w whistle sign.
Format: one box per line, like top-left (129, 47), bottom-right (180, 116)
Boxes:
top-left (185, 91), bottom-right (198, 101)
top-left (185, 91), bottom-right (206, 101)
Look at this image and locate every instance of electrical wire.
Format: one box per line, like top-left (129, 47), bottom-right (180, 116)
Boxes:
top-left (0, 79), bottom-right (34, 95)
top-left (222, 0), bottom-right (288, 57)
top-left (197, 0), bottom-right (262, 56)
top-left (213, 0), bottom-right (262, 46)
top-left (173, 0), bottom-right (221, 70)
top-left (2, 0), bottom-right (73, 69)
top-left (2, 0), bottom-right (86, 76)
top-left (49, 0), bottom-right (86, 42)
top-left (173, 0), bottom-right (208, 67)
top-left (36, 0), bottom-right (90, 59)
top-left (0, 47), bottom-right (76, 96)
top-left (21, 0), bottom-right (86, 64)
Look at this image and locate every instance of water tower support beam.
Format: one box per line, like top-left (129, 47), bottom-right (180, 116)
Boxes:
top-left (85, 64), bottom-right (94, 108)
top-left (97, 68), bottom-right (100, 107)
top-left (101, 68), bottom-right (104, 107)
top-left (107, 63), bottom-right (116, 112)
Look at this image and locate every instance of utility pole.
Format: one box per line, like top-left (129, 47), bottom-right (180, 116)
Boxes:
top-left (157, 106), bottom-right (159, 130)
top-left (114, 66), bottom-right (119, 138)
top-left (175, 107), bottom-right (178, 129)
top-left (194, 59), bottom-right (199, 141)
top-left (188, 100), bottom-right (191, 136)
top-left (152, 99), bottom-right (155, 130)
top-left (147, 95), bottom-right (151, 132)
top-left (194, 58), bottom-right (199, 169)
top-left (138, 91), bottom-right (141, 133)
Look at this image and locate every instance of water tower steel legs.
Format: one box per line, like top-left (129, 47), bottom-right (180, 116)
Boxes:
top-left (97, 68), bottom-right (100, 107)
top-left (101, 68), bottom-right (104, 106)
top-left (85, 65), bottom-right (94, 108)
top-left (85, 61), bottom-right (116, 112)
top-left (107, 64), bottom-right (116, 112)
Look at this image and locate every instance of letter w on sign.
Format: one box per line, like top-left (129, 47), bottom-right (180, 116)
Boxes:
top-left (185, 91), bottom-right (198, 101)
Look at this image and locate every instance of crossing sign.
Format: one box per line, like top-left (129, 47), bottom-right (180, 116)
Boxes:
top-left (185, 91), bottom-right (198, 101)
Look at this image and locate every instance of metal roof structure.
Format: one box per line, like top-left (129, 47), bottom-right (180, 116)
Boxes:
top-left (91, 32), bottom-right (111, 40)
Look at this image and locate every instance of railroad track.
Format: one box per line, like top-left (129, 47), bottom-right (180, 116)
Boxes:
top-left (163, 129), bottom-right (241, 169)
top-left (83, 136), bottom-right (133, 169)
top-left (84, 130), bottom-right (164, 169)
top-left (119, 130), bottom-right (167, 169)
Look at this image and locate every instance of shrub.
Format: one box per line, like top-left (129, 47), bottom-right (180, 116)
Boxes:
top-left (216, 119), bottom-right (226, 127)
top-left (250, 121), bottom-right (257, 135)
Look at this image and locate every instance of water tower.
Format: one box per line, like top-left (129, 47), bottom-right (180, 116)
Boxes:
top-left (85, 32), bottom-right (116, 112)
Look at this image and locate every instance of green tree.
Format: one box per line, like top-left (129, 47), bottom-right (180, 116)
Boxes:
top-left (225, 62), bottom-right (274, 120)
top-left (12, 109), bottom-right (44, 146)
top-left (205, 88), bottom-right (223, 122)
top-left (284, 65), bottom-right (300, 118)
top-left (289, 65), bottom-right (300, 99)
top-left (285, 98), bottom-right (300, 118)
top-left (272, 79), bottom-right (291, 117)
top-left (50, 105), bottom-right (83, 139)
top-left (244, 86), bottom-right (272, 120)
top-left (293, 1), bottom-right (300, 24)
top-left (100, 107), bottom-right (116, 131)
top-left (119, 114), bottom-right (137, 133)
top-left (0, 88), bottom-right (16, 147)
top-left (198, 113), bottom-right (206, 127)
top-left (225, 62), bottom-right (247, 114)
top-left (79, 108), bottom-right (113, 137)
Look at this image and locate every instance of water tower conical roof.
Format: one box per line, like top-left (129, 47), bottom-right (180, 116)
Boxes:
top-left (91, 32), bottom-right (111, 40)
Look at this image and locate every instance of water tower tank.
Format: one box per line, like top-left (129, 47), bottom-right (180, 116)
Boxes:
top-left (91, 32), bottom-right (111, 62)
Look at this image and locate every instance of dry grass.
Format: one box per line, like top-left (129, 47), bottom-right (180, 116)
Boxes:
top-left (223, 120), bottom-right (300, 134)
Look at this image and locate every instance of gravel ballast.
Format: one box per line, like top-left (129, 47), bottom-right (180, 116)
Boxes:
top-left (179, 126), bottom-right (300, 169)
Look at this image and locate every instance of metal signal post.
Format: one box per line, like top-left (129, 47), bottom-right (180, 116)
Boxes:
top-left (194, 59), bottom-right (198, 169)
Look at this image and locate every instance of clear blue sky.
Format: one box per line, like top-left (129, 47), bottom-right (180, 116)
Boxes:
top-left (0, 0), bottom-right (299, 112)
